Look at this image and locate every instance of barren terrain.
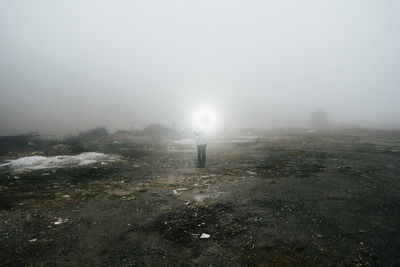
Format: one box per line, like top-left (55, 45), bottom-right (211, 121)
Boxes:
top-left (1, 129), bottom-right (399, 266)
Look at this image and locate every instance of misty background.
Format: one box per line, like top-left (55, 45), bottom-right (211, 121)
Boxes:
top-left (0, 0), bottom-right (399, 136)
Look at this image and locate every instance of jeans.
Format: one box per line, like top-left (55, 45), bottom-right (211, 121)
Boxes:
top-left (197, 144), bottom-right (207, 168)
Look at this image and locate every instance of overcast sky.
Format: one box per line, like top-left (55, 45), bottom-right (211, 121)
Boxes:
top-left (0, 0), bottom-right (399, 135)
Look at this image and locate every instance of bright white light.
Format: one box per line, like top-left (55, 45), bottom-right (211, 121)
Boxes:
top-left (193, 108), bottom-right (217, 133)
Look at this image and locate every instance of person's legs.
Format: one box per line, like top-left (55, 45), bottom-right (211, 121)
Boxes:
top-left (197, 145), bottom-right (202, 168)
top-left (201, 144), bottom-right (207, 167)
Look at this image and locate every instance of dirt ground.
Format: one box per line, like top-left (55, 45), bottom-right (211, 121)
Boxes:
top-left (1, 129), bottom-right (400, 266)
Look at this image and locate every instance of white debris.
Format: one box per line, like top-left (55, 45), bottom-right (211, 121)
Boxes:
top-left (61, 195), bottom-right (70, 198)
top-left (200, 233), bottom-right (210, 239)
top-left (29, 238), bottom-right (37, 242)
top-left (176, 188), bottom-right (189, 192)
top-left (54, 218), bottom-right (67, 225)
top-left (1, 152), bottom-right (116, 171)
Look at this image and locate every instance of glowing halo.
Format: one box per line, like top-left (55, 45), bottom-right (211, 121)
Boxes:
top-left (193, 108), bottom-right (218, 133)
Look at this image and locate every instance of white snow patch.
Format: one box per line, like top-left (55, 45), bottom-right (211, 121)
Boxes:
top-left (174, 138), bottom-right (195, 145)
top-left (1, 152), bottom-right (116, 171)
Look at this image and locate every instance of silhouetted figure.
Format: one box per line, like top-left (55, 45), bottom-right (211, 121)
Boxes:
top-left (193, 109), bottom-right (215, 168)
top-left (197, 144), bottom-right (207, 168)
top-left (194, 131), bottom-right (207, 168)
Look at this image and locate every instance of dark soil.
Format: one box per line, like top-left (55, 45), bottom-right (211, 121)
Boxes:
top-left (1, 129), bottom-right (399, 266)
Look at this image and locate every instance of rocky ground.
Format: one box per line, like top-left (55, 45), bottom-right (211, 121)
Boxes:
top-left (0, 129), bottom-right (399, 266)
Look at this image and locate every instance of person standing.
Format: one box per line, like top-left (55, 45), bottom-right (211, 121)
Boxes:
top-left (195, 131), bottom-right (207, 168)
top-left (193, 108), bottom-right (216, 168)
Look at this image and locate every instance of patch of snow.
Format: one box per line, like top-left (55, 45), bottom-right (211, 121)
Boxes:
top-left (174, 138), bottom-right (195, 145)
top-left (228, 140), bottom-right (250, 143)
top-left (238, 135), bottom-right (261, 139)
top-left (1, 152), bottom-right (115, 171)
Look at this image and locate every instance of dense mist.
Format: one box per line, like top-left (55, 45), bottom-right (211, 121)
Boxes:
top-left (1, 0), bottom-right (399, 136)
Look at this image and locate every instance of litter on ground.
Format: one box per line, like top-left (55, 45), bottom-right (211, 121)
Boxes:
top-left (200, 233), bottom-right (210, 239)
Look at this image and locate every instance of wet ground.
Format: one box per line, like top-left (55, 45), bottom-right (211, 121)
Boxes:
top-left (1, 129), bottom-right (400, 266)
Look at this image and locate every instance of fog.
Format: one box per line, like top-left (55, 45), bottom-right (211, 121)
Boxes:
top-left (1, 0), bottom-right (399, 136)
